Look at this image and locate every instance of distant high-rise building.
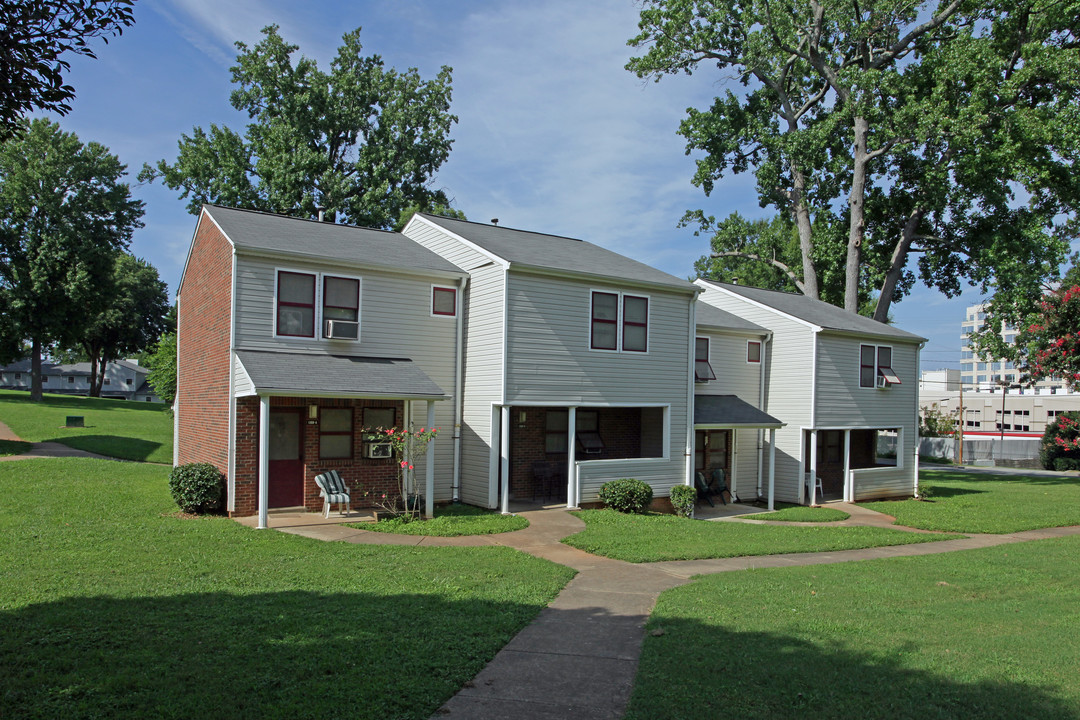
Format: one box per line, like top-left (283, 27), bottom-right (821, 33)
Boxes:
top-left (959, 302), bottom-right (1064, 393)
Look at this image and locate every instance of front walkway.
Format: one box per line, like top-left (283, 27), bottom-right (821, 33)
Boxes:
top-left (258, 501), bottom-right (1080, 720)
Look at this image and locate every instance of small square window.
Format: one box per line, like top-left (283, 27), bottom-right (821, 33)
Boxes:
top-left (747, 341), bottom-right (761, 364)
top-left (68, 376), bottom-right (75, 384)
top-left (432, 286), bottom-right (456, 316)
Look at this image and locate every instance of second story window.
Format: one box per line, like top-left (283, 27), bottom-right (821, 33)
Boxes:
top-left (591, 291), bottom-right (648, 352)
top-left (323, 276), bottom-right (360, 340)
top-left (695, 338), bottom-right (715, 382)
top-left (277, 271), bottom-right (316, 337)
top-left (622, 296), bottom-right (648, 352)
top-left (432, 286), bottom-right (457, 316)
top-left (747, 341), bottom-right (761, 364)
top-left (860, 344), bottom-right (900, 387)
top-left (591, 292), bottom-right (618, 350)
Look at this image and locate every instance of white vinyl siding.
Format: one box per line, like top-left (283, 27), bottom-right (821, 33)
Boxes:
top-left (232, 253), bottom-right (460, 500)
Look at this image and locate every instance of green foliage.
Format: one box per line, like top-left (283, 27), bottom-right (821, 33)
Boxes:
top-left (67, 252), bottom-right (169, 396)
top-left (628, 537), bottom-right (1080, 719)
top-left (629, 1), bottom-right (1080, 319)
top-left (143, 25), bottom-right (459, 230)
top-left (919, 402), bottom-right (958, 438)
top-left (1040, 412), bottom-right (1080, 471)
top-left (752, 505), bottom-right (850, 522)
top-left (393, 202), bottom-right (467, 233)
top-left (168, 462), bottom-right (224, 514)
top-left (598, 478), bottom-right (654, 514)
top-left (668, 484), bottom-right (697, 518)
top-left (355, 503), bottom-right (529, 537)
top-left (143, 331), bottom-right (177, 403)
top-left (0, 457), bottom-right (573, 719)
top-left (863, 469), bottom-right (1080, 533)
top-left (0, 388), bottom-right (172, 462)
top-left (364, 424), bottom-right (438, 519)
top-left (0, 0), bottom-right (136, 137)
top-left (0, 117), bottom-right (143, 400)
top-left (564, 509), bottom-right (947, 563)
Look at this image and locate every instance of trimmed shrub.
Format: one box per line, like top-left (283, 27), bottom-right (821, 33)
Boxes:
top-left (169, 462), bottom-right (225, 514)
top-left (669, 484), bottom-right (697, 518)
top-left (598, 478), bottom-right (653, 514)
top-left (1054, 457), bottom-right (1080, 472)
top-left (1040, 412), bottom-right (1080, 471)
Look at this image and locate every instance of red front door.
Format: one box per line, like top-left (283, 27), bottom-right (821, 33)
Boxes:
top-left (269, 410), bottom-right (304, 507)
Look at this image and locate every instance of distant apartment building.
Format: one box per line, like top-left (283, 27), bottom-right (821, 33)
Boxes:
top-left (0, 359), bottom-right (162, 402)
top-left (959, 302), bottom-right (1066, 393)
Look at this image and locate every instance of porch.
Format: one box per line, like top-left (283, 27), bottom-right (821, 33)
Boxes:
top-left (694, 394), bottom-right (785, 509)
top-left (801, 427), bottom-right (907, 504)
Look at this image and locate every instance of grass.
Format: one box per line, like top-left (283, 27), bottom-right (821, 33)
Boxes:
top-left (562, 509), bottom-right (953, 563)
top-left (0, 389), bottom-right (172, 463)
top-left (863, 469), bottom-right (1080, 534)
top-left (0, 458), bottom-right (573, 719)
top-left (627, 536), bottom-right (1080, 719)
top-left (747, 503), bottom-right (850, 522)
top-left (0, 439), bottom-right (31, 456)
top-left (351, 503), bottom-right (529, 536)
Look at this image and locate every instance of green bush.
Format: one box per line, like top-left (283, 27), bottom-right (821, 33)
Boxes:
top-left (1040, 412), bottom-right (1080, 471)
top-left (598, 478), bottom-right (653, 514)
top-left (168, 462), bottom-right (225, 514)
top-left (1054, 457), bottom-right (1080, 472)
top-left (669, 485), bottom-right (697, 518)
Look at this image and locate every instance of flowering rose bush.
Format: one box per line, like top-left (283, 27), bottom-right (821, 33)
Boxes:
top-left (1040, 412), bottom-right (1080, 471)
top-left (1015, 284), bottom-right (1080, 391)
top-left (363, 424), bottom-right (438, 519)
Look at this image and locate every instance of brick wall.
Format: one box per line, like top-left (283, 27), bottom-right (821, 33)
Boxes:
top-left (176, 212), bottom-right (233, 479)
top-left (231, 396), bottom-right (407, 516)
top-left (508, 406), bottom-right (644, 501)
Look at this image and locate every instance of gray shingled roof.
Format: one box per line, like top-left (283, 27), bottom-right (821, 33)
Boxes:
top-left (695, 300), bottom-right (767, 333)
top-left (694, 395), bottom-right (783, 427)
top-left (206, 205), bottom-right (464, 275)
top-left (235, 350), bottom-right (447, 399)
top-left (701, 281), bottom-right (926, 342)
top-left (419, 214), bottom-right (696, 293)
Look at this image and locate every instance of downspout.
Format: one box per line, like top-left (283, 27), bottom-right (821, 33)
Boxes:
top-left (756, 331), bottom-right (772, 500)
top-left (451, 275), bottom-right (468, 502)
top-left (685, 291), bottom-right (700, 487)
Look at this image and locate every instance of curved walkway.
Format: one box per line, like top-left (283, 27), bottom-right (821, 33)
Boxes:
top-left (261, 504), bottom-right (1080, 720)
top-left (0, 419), bottom-right (114, 461)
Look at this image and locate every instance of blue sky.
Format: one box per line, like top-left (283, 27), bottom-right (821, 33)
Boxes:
top-left (46, 0), bottom-right (1052, 372)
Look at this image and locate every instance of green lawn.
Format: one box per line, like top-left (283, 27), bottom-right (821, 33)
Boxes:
top-left (352, 503), bottom-right (529, 536)
top-left (864, 469), bottom-right (1080, 533)
top-left (747, 504), bottom-right (850, 522)
top-left (0, 439), bottom-right (31, 456)
top-left (0, 389), bottom-right (172, 463)
top-left (627, 536), bottom-right (1080, 719)
top-left (0, 458), bottom-right (573, 719)
top-left (562, 509), bottom-right (953, 563)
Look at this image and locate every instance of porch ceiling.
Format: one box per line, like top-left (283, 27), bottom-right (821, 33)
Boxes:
top-left (694, 394), bottom-right (783, 428)
top-left (235, 349), bottom-right (448, 399)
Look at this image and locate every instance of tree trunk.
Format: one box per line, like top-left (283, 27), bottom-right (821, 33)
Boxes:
top-left (845, 116), bottom-right (870, 313)
top-left (30, 338), bottom-right (42, 402)
top-left (88, 351), bottom-right (100, 397)
top-left (874, 209), bottom-right (924, 322)
top-left (790, 164), bottom-right (819, 300)
top-left (96, 360), bottom-right (108, 398)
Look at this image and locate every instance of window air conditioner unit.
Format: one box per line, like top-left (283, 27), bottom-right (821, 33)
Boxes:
top-left (324, 319), bottom-right (359, 340)
top-left (876, 375), bottom-right (889, 389)
top-left (363, 442), bottom-right (392, 459)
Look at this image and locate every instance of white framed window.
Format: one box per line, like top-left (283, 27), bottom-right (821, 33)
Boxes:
top-left (590, 290), bottom-right (649, 353)
top-left (747, 340), bottom-right (761, 364)
top-left (274, 268), bottom-right (361, 342)
top-left (695, 337), bottom-right (715, 382)
top-left (860, 344), bottom-right (899, 388)
top-left (431, 285), bottom-right (457, 317)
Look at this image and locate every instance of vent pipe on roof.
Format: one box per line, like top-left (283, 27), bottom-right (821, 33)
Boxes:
top-left (317, 206), bottom-right (326, 222)
top-left (491, 218), bottom-right (499, 226)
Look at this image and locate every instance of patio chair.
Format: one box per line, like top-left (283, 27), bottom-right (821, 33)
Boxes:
top-left (709, 468), bottom-right (731, 506)
top-left (695, 471), bottom-right (715, 507)
top-left (805, 473), bottom-right (824, 503)
top-left (314, 470), bottom-right (351, 518)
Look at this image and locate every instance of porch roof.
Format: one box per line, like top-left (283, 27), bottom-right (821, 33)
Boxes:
top-left (694, 394), bottom-right (784, 428)
top-left (235, 350), bottom-right (448, 400)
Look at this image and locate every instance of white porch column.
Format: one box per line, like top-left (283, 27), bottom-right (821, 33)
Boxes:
top-left (567, 407), bottom-right (577, 508)
top-left (767, 429), bottom-right (776, 511)
top-left (500, 405), bottom-right (511, 515)
top-left (404, 400), bottom-right (413, 494)
top-left (809, 430), bottom-right (818, 505)
top-left (425, 400), bottom-right (436, 519)
top-left (257, 394), bottom-right (270, 529)
top-left (843, 430), bottom-right (852, 502)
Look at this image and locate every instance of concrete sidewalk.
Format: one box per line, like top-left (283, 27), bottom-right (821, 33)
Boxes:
top-left (0, 419), bottom-right (115, 462)
top-left (265, 502), bottom-right (1080, 720)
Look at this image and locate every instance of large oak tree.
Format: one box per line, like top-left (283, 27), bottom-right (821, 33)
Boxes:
top-left (629, 0), bottom-right (1080, 319)
top-left (143, 25), bottom-right (459, 229)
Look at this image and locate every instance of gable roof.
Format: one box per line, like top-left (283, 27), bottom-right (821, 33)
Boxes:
top-left (695, 300), bottom-right (767, 333)
top-left (698, 280), bottom-right (926, 343)
top-left (203, 205), bottom-right (464, 276)
top-left (417, 214), bottom-right (696, 293)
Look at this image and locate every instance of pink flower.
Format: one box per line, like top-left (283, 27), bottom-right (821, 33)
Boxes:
top-left (408, 464), bottom-right (414, 470)
top-left (400, 460), bottom-right (408, 468)
top-left (419, 427), bottom-right (425, 432)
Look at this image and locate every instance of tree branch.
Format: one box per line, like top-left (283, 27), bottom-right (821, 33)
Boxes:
top-left (710, 251), bottom-right (806, 292)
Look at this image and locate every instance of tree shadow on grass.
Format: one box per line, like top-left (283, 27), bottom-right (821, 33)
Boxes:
top-left (0, 590), bottom-right (539, 720)
top-left (627, 619), bottom-right (1075, 720)
top-left (43, 435), bottom-right (163, 462)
